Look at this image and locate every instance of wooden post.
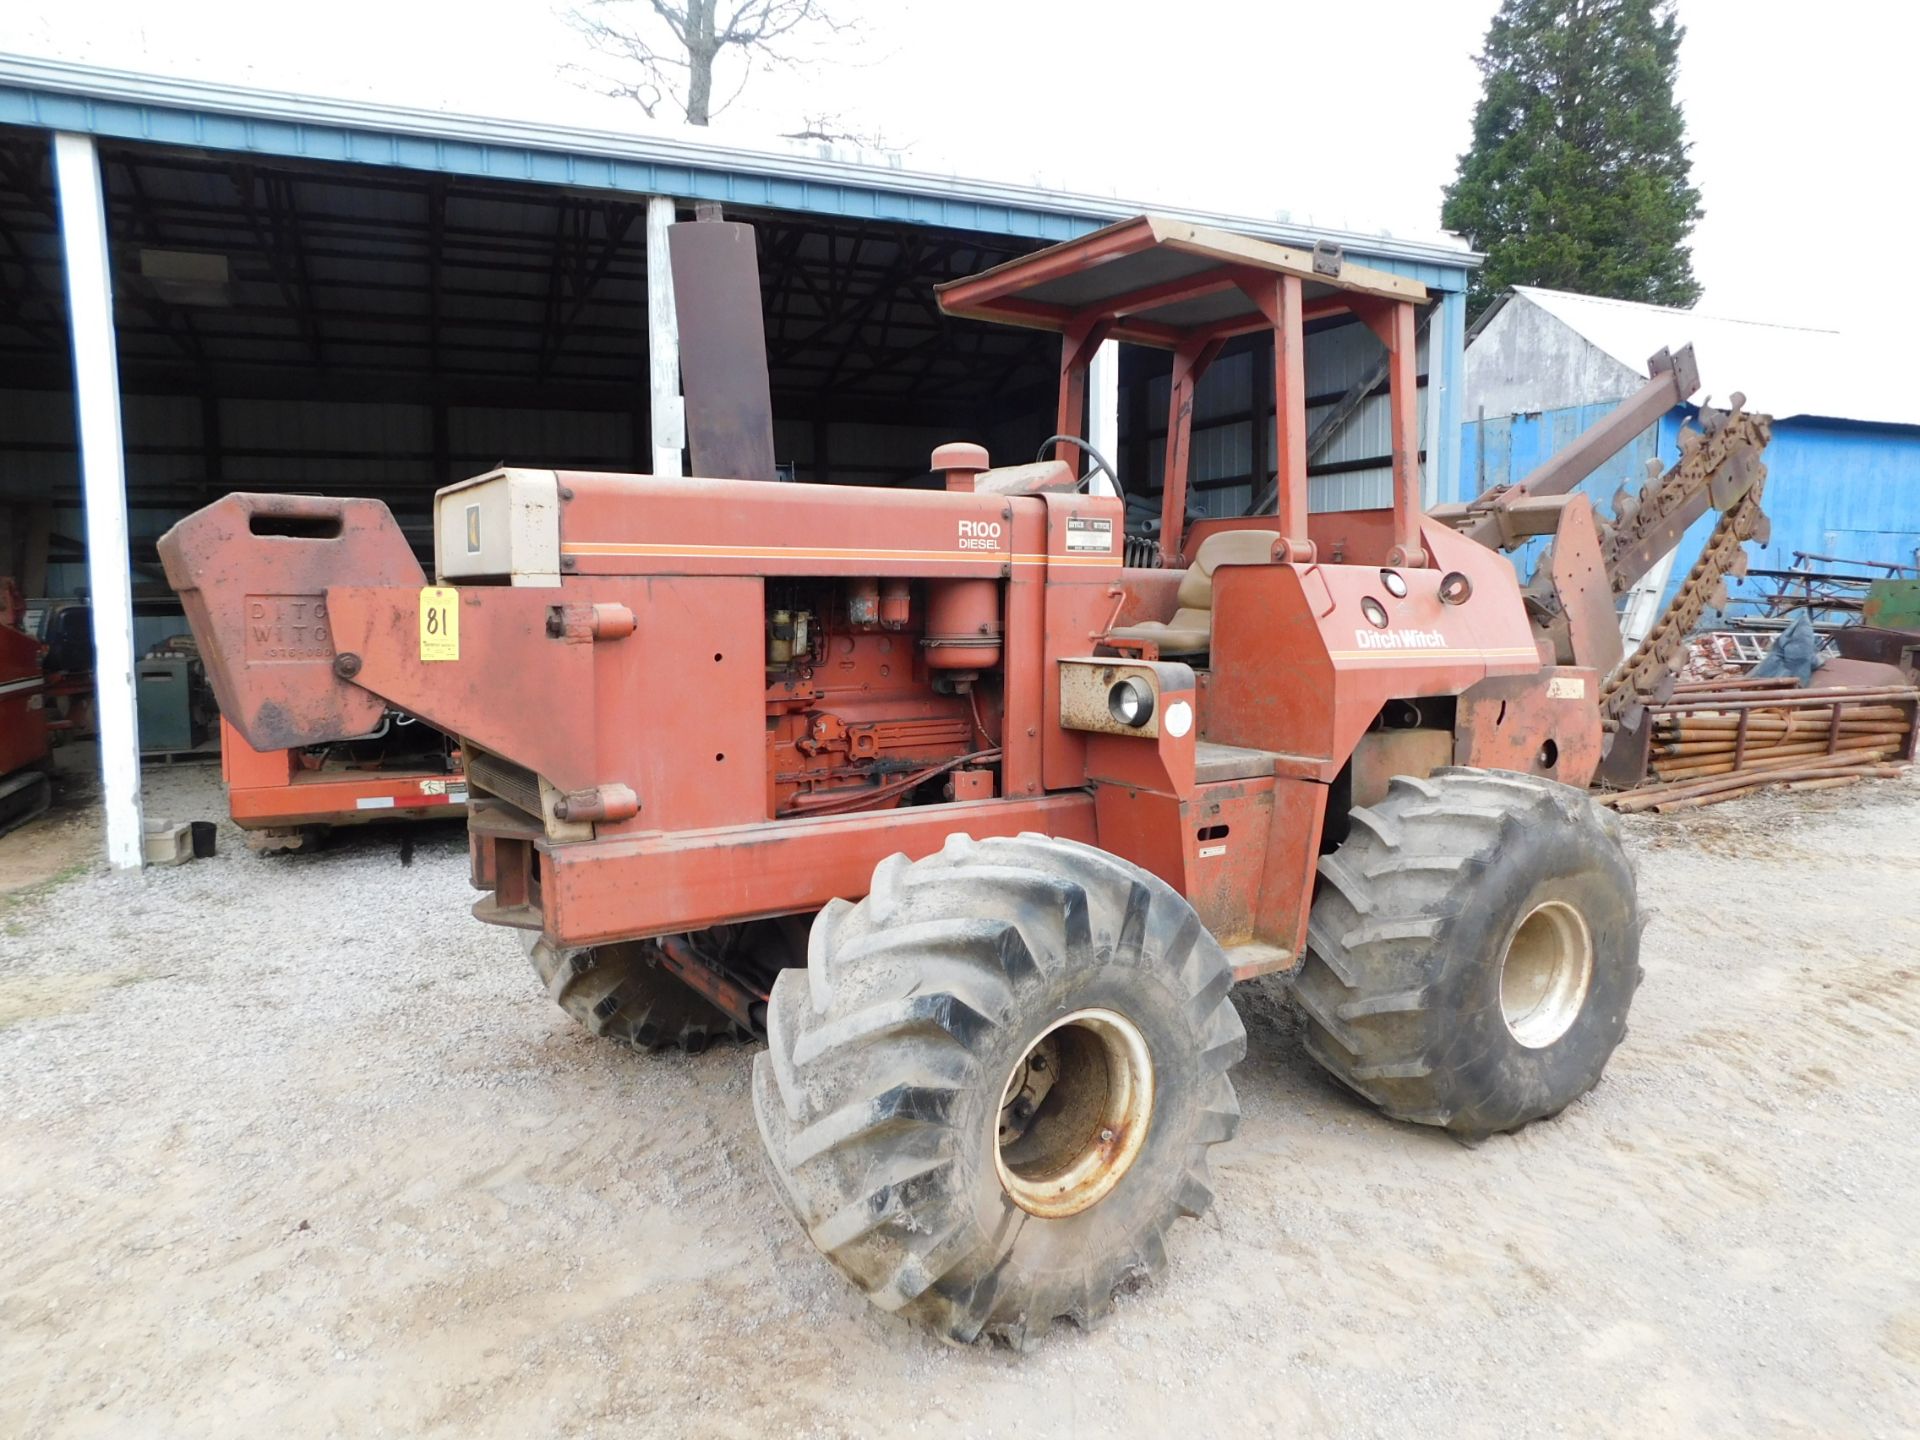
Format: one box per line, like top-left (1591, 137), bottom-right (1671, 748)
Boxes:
top-left (19, 503), bottom-right (51, 595)
top-left (53, 132), bottom-right (145, 868)
top-left (0, 503), bottom-right (50, 592)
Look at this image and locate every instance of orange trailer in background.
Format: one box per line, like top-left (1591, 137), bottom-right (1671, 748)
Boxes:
top-left (0, 578), bottom-right (52, 834)
top-left (220, 715), bottom-right (465, 851)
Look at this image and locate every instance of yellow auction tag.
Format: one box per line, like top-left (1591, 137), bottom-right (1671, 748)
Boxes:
top-left (419, 586), bottom-right (459, 661)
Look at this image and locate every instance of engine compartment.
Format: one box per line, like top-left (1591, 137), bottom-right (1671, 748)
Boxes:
top-left (762, 577), bottom-right (1003, 817)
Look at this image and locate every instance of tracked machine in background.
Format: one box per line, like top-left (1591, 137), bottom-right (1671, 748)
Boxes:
top-left (163, 214), bottom-right (1650, 1348)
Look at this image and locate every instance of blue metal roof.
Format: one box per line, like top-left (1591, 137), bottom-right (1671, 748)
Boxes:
top-left (0, 55), bottom-right (1474, 291)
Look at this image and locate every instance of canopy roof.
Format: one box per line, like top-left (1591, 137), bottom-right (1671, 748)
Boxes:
top-left (935, 214), bottom-right (1429, 349)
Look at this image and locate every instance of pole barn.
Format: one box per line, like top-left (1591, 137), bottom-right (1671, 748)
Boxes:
top-left (0, 56), bottom-right (1475, 864)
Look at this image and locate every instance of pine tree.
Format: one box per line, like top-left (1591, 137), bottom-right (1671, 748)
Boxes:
top-left (1442, 0), bottom-right (1703, 319)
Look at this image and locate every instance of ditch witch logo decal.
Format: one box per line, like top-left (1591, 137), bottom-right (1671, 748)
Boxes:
top-left (1352, 627), bottom-right (1449, 650)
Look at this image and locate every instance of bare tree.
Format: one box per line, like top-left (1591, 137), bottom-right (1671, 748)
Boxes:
top-left (562, 0), bottom-right (855, 127)
top-left (780, 111), bottom-right (907, 152)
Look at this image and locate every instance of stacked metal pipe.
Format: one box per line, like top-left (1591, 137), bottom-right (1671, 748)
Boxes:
top-left (1603, 675), bottom-right (1917, 813)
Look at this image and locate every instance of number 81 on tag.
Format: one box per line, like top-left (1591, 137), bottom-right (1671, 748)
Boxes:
top-left (419, 586), bottom-right (459, 661)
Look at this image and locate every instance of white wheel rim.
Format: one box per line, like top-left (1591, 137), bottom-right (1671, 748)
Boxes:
top-left (994, 1008), bottom-right (1154, 1219)
top-left (1499, 900), bottom-right (1595, 1049)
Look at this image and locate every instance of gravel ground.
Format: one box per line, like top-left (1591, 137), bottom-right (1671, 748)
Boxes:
top-left (2, 765), bottom-right (1918, 1438)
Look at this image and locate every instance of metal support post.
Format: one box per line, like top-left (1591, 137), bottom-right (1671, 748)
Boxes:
top-left (52, 131), bottom-right (144, 868)
top-left (646, 195), bottom-right (684, 478)
top-left (1087, 339), bottom-right (1120, 498)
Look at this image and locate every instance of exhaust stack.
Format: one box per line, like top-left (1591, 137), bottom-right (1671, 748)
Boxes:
top-left (669, 220), bottom-right (778, 483)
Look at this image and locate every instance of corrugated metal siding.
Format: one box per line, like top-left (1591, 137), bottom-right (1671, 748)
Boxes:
top-left (1458, 403), bottom-right (1658, 503)
top-left (1686, 415), bottom-right (1920, 608)
top-left (1457, 404), bottom-right (1920, 610)
top-left (1134, 317), bottom-right (1431, 516)
top-left (454, 407), bottom-right (628, 471)
top-left (1456, 403), bottom-right (1659, 589)
top-left (2, 389), bottom-right (205, 597)
top-left (1191, 350), bottom-right (1249, 425)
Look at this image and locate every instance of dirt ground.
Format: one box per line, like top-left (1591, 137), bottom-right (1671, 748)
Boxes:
top-left (0, 770), bottom-right (102, 903)
top-left (2, 764), bottom-right (1917, 1438)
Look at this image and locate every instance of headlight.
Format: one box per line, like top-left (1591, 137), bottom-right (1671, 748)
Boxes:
top-left (1107, 678), bottom-right (1155, 728)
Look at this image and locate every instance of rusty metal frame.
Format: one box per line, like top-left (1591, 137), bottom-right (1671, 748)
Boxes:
top-left (938, 215), bottom-right (1432, 568)
top-left (540, 793), bottom-right (1099, 946)
top-left (1349, 297), bottom-right (1426, 568)
top-left (935, 214), bottom-right (1427, 339)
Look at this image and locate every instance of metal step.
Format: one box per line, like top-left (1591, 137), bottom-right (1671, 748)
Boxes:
top-left (1193, 742), bottom-right (1280, 784)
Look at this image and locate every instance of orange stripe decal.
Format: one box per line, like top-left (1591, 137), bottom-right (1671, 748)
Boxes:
top-left (559, 541), bottom-right (1116, 566)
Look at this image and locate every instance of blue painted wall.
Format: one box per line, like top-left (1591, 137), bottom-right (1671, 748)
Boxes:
top-left (1458, 403), bottom-right (1663, 593)
top-left (1459, 405), bottom-right (1920, 612)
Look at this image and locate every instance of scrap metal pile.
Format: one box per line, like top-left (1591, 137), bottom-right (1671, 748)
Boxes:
top-left (1601, 674), bottom-right (1917, 814)
top-left (1587, 411), bottom-right (1919, 813)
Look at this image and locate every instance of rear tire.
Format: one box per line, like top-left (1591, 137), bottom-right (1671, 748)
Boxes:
top-left (523, 933), bottom-right (748, 1054)
top-left (1291, 768), bottom-right (1642, 1139)
top-left (752, 833), bottom-right (1245, 1349)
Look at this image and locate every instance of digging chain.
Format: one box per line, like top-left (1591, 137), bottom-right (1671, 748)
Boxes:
top-left (1597, 402), bottom-right (1773, 593)
top-left (1600, 461), bottom-right (1770, 725)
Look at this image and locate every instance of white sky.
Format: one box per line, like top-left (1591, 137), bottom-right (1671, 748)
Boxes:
top-left (3, 0), bottom-right (1913, 335)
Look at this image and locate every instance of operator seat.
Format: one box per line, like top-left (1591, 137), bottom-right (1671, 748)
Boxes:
top-left (1105, 529), bottom-right (1278, 658)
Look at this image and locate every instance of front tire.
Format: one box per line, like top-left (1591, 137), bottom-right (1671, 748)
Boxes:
top-left (752, 833), bottom-right (1245, 1348)
top-left (1291, 768), bottom-right (1642, 1139)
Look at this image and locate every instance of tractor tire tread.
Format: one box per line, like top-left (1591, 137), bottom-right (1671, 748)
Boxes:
top-left (753, 833), bottom-right (1243, 1349)
top-left (524, 934), bottom-right (747, 1054)
top-left (1292, 767), bottom-right (1640, 1139)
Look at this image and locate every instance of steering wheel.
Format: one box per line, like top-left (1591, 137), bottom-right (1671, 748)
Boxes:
top-left (1035, 435), bottom-right (1124, 503)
